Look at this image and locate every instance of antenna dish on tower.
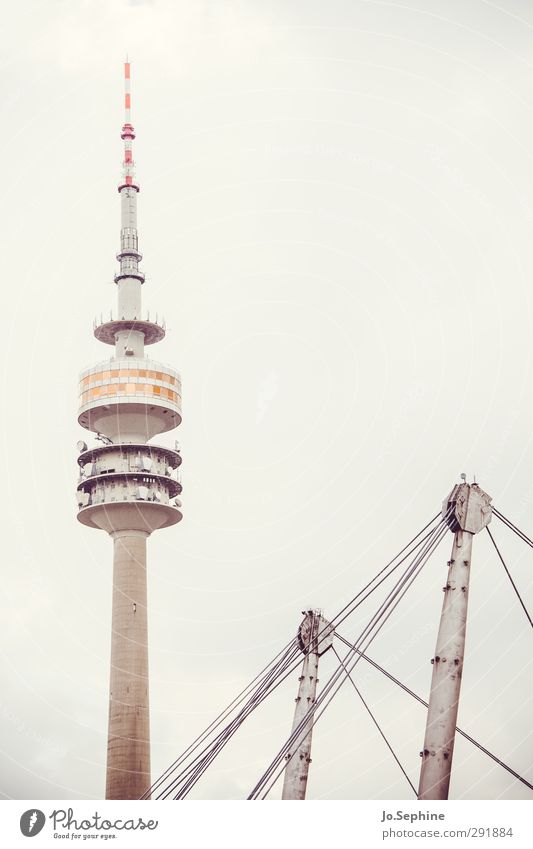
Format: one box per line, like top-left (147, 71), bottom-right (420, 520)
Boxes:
top-left (77, 440), bottom-right (88, 453)
top-left (96, 432), bottom-right (113, 445)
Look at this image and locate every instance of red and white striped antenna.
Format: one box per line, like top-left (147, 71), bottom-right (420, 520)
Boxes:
top-left (119, 59), bottom-right (139, 192)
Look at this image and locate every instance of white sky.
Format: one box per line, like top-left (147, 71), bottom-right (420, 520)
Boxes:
top-left (0, 0), bottom-right (532, 800)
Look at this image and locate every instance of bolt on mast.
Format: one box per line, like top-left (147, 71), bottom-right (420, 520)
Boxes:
top-left (418, 481), bottom-right (492, 800)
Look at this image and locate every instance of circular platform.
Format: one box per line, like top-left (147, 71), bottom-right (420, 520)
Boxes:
top-left (78, 400), bottom-right (181, 441)
top-left (78, 470), bottom-right (182, 499)
top-left (77, 441), bottom-right (182, 469)
top-left (77, 500), bottom-right (182, 533)
top-left (94, 319), bottom-right (165, 346)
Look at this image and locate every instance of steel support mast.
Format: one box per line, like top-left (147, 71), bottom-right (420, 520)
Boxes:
top-left (418, 482), bottom-right (492, 800)
top-left (282, 611), bottom-right (334, 800)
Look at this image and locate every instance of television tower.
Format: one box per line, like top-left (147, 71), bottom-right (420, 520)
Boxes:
top-left (75, 62), bottom-right (182, 800)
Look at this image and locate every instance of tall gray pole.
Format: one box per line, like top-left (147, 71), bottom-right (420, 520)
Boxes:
top-left (418, 482), bottom-right (492, 800)
top-left (282, 611), bottom-right (334, 800)
top-left (106, 532), bottom-right (151, 800)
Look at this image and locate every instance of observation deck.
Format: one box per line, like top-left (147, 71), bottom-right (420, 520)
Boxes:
top-left (78, 357), bottom-right (181, 442)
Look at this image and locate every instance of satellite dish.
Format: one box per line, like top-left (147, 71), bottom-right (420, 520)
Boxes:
top-left (77, 440), bottom-right (88, 453)
top-left (96, 432), bottom-right (113, 445)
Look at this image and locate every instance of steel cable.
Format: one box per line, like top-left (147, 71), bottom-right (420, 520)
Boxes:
top-left (143, 637), bottom-right (300, 798)
top-left (334, 633), bottom-right (533, 792)
top-left (486, 526), bottom-right (532, 628)
top-left (331, 645), bottom-right (417, 795)
top-left (155, 640), bottom-right (302, 799)
top-left (493, 508), bottom-right (533, 550)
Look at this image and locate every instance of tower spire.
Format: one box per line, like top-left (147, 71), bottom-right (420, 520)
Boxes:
top-left (120, 60), bottom-right (138, 192)
top-left (93, 61), bottom-right (166, 351)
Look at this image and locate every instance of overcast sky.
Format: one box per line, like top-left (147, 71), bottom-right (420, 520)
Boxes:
top-left (0, 0), bottom-right (532, 801)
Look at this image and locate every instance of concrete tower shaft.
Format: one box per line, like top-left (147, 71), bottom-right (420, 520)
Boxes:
top-left (76, 62), bottom-right (182, 800)
top-left (106, 531), bottom-right (151, 800)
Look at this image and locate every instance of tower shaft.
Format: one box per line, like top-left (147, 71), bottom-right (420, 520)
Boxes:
top-left (106, 532), bottom-right (151, 800)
